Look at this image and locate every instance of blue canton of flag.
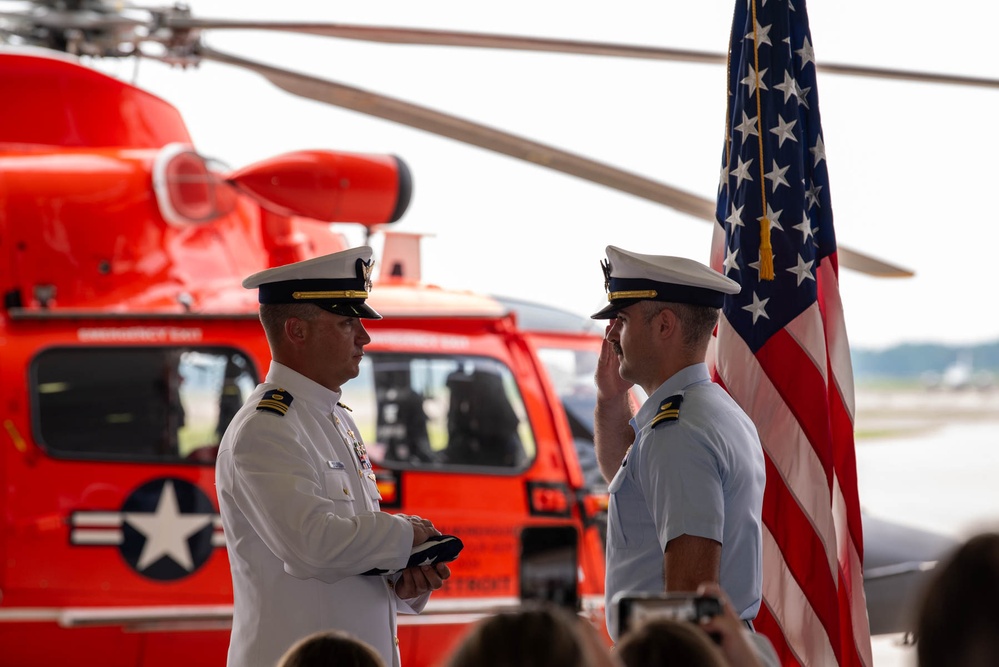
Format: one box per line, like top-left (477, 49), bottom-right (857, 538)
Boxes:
top-left (715, 0), bottom-right (833, 355)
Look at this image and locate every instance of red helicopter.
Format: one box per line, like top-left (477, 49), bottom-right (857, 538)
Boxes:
top-left (0, 42), bottom-right (613, 667)
top-left (0, 2), bottom-right (967, 666)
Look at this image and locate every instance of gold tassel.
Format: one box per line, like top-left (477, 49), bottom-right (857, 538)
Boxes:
top-left (759, 218), bottom-right (775, 280)
top-left (750, 0), bottom-right (774, 281)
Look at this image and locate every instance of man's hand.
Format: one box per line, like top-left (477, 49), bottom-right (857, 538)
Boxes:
top-left (406, 515), bottom-right (441, 546)
top-left (593, 325), bottom-right (636, 482)
top-left (697, 582), bottom-right (765, 667)
top-left (595, 329), bottom-right (634, 400)
top-left (395, 562), bottom-right (451, 599)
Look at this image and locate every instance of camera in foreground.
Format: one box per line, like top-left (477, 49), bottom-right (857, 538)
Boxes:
top-left (615, 592), bottom-right (722, 637)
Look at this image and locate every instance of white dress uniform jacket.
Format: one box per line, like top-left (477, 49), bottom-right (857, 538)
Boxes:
top-left (216, 362), bottom-right (428, 667)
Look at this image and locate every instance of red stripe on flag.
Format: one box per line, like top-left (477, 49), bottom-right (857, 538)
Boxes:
top-left (755, 327), bottom-right (834, 488)
top-left (838, 564), bottom-right (863, 667)
top-left (755, 602), bottom-right (802, 667)
top-left (830, 380), bottom-right (864, 556)
top-left (761, 454), bottom-right (842, 663)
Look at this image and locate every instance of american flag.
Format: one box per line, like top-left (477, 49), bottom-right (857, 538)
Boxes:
top-left (710, 1), bottom-right (873, 665)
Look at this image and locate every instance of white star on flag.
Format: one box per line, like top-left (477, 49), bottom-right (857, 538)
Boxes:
top-left (740, 291), bottom-right (770, 324)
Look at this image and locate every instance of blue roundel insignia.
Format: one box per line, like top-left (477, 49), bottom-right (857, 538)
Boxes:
top-left (70, 477), bottom-right (221, 581)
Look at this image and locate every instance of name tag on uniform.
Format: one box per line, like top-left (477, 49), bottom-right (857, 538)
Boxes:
top-left (326, 460), bottom-right (345, 470)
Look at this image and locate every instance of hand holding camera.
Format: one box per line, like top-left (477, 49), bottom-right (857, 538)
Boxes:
top-left (695, 583), bottom-right (767, 667)
top-left (615, 584), bottom-right (770, 667)
top-left (615, 591), bottom-right (722, 637)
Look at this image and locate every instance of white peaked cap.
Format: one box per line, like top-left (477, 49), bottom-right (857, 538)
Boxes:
top-left (243, 246), bottom-right (382, 319)
top-left (591, 245), bottom-right (741, 319)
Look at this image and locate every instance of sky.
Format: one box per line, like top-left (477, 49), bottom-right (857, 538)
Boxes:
top-left (89, 0), bottom-right (999, 350)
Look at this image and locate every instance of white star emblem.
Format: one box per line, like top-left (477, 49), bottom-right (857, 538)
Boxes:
top-left (787, 254), bottom-right (816, 286)
top-left (810, 134), bottom-right (827, 166)
top-left (757, 203), bottom-right (785, 232)
top-left (730, 157), bottom-right (754, 188)
top-left (773, 71), bottom-right (800, 105)
top-left (418, 556), bottom-right (437, 566)
top-left (734, 111), bottom-right (760, 141)
top-left (765, 159), bottom-right (790, 192)
top-left (770, 114), bottom-right (798, 148)
top-left (723, 246), bottom-right (741, 275)
top-left (742, 64), bottom-right (769, 95)
top-left (794, 214), bottom-right (816, 243)
top-left (745, 20), bottom-right (773, 47)
top-left (796, 36), bottom-right (816, 68)
top-left (124, 481), bottom-right (214, 572)
top-left (795, 83), bottom-right (811, 109)
top-left (726, 203), bottom-right (746, 228)
top-left (805, 183), bottom-right (823, 209)
top-left (741, 291), bottom-right (771, 324)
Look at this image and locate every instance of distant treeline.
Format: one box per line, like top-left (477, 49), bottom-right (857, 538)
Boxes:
top-left (852, 339), bottom-right (999, 381)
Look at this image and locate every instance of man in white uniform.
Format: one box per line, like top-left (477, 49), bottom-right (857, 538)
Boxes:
top-left (590, 246), bottom-right (766, 643)
top-left (216, 246), bottom-right (451, 667)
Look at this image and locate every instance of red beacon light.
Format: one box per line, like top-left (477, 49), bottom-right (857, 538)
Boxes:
top-left (153, 143), bottom-right (237, 226)
top-left (227, 150), bottom-right (412, 224)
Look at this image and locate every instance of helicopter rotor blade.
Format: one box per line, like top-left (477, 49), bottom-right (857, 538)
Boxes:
top-left (174, 19), bottom-right (999, 90)
top-left (197, 47), bottom-right (913, 278)
top-left (837, 246), bottom-right (912, 278)
top-left (199, 46), bottom-right (716, 222)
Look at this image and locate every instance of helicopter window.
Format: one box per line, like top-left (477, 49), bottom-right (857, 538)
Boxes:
top-left (348, 353), bottom-right (536, 471)
top-left (32, 347), bottom-right (257, 465)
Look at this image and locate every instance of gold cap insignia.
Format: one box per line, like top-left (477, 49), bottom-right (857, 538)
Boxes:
top-left (362, 259), bottom-right (375, 293)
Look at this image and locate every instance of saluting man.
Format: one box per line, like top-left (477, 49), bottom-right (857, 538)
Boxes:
top-left (216, 246), bottom-right (452, 667)
top-left (590, 246), bottom-right (766, 642)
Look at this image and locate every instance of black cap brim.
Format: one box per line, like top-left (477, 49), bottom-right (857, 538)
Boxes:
top-left (316, 302), bottom-right (383, 319)
top-left (590, 299), bottom-right (643, 320)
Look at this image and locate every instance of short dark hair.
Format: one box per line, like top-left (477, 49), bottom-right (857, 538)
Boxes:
top-left (641, 301), bottom-right (719, 350)
top-left (916, 532), bottom-right (999, 667)
top-left (277, 630), bottom-right (384, 667)
top-left (445, 604), bottom-right (592, 667)
top-left (616, 618), bottom-right (727, 667)
top-left (259, 303), bottom-right (320, 345)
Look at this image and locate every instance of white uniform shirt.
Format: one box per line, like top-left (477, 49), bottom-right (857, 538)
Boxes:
top-left (604, 363), bottom-right (765, 641)
top-left (216, 361), bottom-right (427, 667)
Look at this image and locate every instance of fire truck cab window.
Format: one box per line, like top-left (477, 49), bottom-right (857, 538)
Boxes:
top-left (353, 354), bottom-right (536, 470)
top-left (33, 347), bottom-right (257, 464)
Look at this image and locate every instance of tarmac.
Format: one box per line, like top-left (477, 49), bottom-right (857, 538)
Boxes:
top-left (855, 386), bottom-right (999, 666)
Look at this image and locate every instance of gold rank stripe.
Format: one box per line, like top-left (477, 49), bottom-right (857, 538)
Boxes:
top-left (257, 399), bottom-right (291, 413)
top-left (292, 290), bottom-right (368, 300)
top-left (650, 410), bottom-right (680, 426)
top-left (607, 289), bottom-right (658, 301)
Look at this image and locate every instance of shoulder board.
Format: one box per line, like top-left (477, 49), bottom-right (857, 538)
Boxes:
top-left (649, 394), bottom-right (683, 429)
top-left (336, 401), bottom-right (352, 412)
top-left (257, 388), bottom-right (294, 416)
